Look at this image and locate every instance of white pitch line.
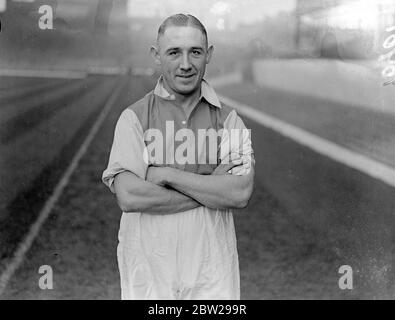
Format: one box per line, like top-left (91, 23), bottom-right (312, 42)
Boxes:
top-left (0, 69), bottom-right (87, 79)
top-left (0, 76), bottom-right (127, 297)
top-left (87, 66), bottom-right (128, 75)
top-left (219, 95), bottom-right (395, 188)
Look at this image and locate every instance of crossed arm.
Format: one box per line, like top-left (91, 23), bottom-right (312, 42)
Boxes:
top-left (113, 160), bottom-right (254, 214)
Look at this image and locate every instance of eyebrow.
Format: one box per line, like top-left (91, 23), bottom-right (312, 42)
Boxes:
top-left (165, 47), bottom-right (179, 53)
top-left (165, 46), bottom-right (204, 53)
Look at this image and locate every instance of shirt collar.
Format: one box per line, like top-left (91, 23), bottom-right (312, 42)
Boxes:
top-left (153, 75), bottom-right (222, 108)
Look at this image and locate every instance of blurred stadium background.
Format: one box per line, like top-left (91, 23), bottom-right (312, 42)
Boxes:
top-left (0, 0), bottom-right (395, 299)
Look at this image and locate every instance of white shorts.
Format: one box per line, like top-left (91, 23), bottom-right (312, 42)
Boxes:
top-left (116, 207), bottom-right (240, 300)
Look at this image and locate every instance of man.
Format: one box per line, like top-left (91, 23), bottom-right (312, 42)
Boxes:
top-left (102, 14), bottom-right (254, 300)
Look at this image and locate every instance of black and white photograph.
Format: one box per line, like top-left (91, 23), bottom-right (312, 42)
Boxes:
top-left (0, 0), bottom-right (395, 302)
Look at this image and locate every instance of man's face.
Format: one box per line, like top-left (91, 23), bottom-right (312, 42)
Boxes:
top-left (152, 26), bottom-right (213, 96)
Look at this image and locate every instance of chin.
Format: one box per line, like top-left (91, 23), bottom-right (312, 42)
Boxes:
top-left (176, 85), bottom-right (198, 95)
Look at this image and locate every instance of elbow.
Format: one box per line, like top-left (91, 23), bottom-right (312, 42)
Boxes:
top-left (117, 198), bottom-right (134, 213)
top-left (236, 198), bottom-right (249, 209)
top-left (116, 192), bottom-right (141, 213)
top-left (233, 184), bottom-right (253, 209)
top-left (234, 197), bottom-right (250, 209)
top-left (113, 173), bottom-right (149, 212)
top-left (118, 200), bottom-right (132, 213)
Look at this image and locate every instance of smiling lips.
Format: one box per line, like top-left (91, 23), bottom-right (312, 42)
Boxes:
top-left (177, 74), bottom-right (195, 79)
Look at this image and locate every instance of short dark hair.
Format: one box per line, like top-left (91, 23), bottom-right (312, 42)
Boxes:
top-left (157, 14), bottom-right (208, 46)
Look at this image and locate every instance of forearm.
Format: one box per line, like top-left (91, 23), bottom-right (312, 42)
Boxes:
top-left (114, 171), bottom-right (201, 214)
top-left (165, 167), bottom-right (254, 210)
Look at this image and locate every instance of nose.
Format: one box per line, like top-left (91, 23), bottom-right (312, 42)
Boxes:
top-left (180, 53), bottom-right (192, 72)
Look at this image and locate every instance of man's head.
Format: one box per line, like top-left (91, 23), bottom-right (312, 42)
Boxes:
top-left (150, 14), bottom-right (214, 97)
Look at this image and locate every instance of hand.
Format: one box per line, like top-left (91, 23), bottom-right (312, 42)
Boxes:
top-left (212, 158), bottom-right (243, 175)
top-left (146, 166), bottom-right (168, 186)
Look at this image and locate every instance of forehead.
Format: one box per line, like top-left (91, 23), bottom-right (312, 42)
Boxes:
top-left (158, 26), bottom-right (206, 51)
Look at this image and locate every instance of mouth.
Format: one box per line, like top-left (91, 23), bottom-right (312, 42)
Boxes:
top-left (176, 74), bottom-right (196, 79)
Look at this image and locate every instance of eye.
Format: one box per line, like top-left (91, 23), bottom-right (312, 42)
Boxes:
top-left (192, 50), bottom-right (202, 55)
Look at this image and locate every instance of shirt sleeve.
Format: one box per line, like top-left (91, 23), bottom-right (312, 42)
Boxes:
top-left (102, 109), bottom-right (148, 193)
top-left (220, 110), bottom-right (255, 176)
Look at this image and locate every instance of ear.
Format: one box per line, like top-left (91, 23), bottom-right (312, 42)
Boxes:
top-left (150, 46), bottom-right (161, 66)
top-left (206, 45), bottom-right (214, 64)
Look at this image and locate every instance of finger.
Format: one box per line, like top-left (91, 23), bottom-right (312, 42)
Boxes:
top-left (217, 162), bottom-right (241, 173)
top-left (220, 152), bottom-right (241, 163)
